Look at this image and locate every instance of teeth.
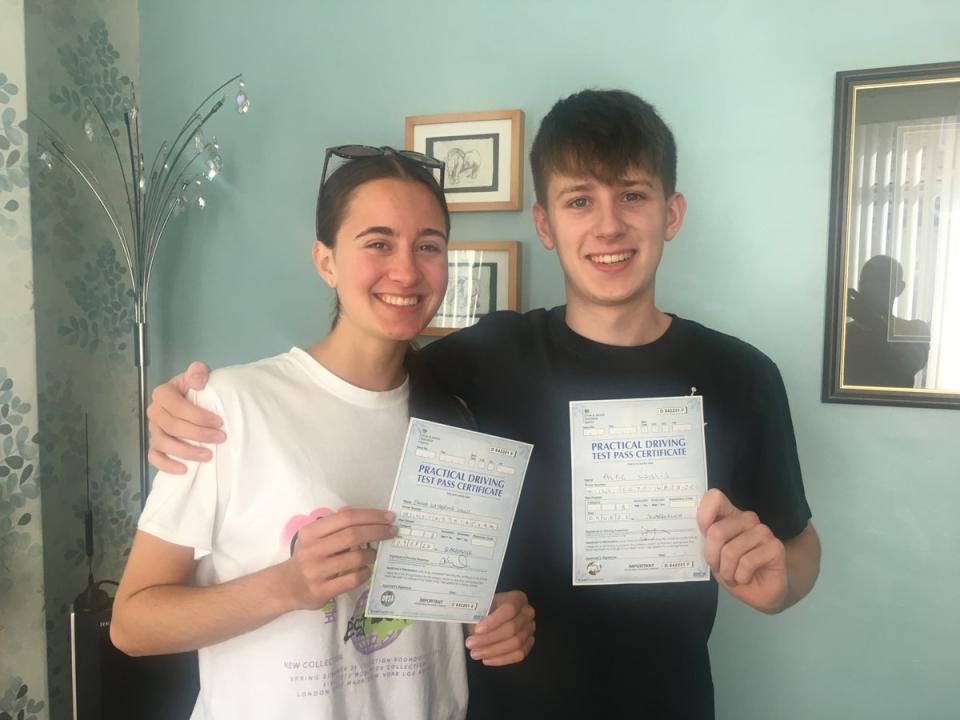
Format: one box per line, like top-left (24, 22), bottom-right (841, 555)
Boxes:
top-left (591, 252), bottom-right (633, 264)
top-left (380, 294), bottom-right (419, 306)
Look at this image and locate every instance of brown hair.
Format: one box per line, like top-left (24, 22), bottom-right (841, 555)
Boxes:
top-left (530, 89), bottom-right (678, 205)
top-left (316, 154), bottom-right (449, 248)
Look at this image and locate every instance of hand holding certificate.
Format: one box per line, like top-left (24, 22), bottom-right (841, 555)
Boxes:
top-left (570, 395), bottom-right (710, 585)
top-left (697, 488), bottom-right (791, 613)
top-left (366, 419), bottom-right (532, 623)
top-left (464, 590), bottom-right (536, 666)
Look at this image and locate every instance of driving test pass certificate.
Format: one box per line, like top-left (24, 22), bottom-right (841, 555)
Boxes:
top-left (570, 396), bottom-right (710, 586)
top-left (366, 418), bottom-right (532, 623)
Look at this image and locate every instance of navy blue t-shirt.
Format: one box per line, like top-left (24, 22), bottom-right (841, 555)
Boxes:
top-left (419, 307), bottom-right (811, 719)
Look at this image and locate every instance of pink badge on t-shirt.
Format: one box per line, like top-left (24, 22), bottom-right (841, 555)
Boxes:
top-left (281, 507), bottom-right (336, 550)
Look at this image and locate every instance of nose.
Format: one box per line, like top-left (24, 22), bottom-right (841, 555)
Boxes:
top-left (594, 197), bottom-right (626, 241)
top-left (388, 247), bottom-right (422, 286)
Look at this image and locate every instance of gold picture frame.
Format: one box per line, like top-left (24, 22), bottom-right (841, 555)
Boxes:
top-left (822, 60), bottom-right (960, 409)
top-left (422, 241), bottom-right (520, 337)
top-left (405, 109), bottom-right (524, 212)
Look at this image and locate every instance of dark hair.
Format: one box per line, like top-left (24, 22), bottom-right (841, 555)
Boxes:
top-left (316, 154), bottom-right (450, 249)
top-left (315, 153), bottom-right (450, 326)
top-left (530, 89), bottom-right (678, 205)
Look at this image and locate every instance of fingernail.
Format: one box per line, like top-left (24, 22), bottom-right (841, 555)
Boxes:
top-left (464, 638), bottom-right (474, 649)
top-left (388, 526), bottom-right (398, 536)
top-left (470, 651), bottom-right (481, 660)
top-left (384, 512), bottom-right (395, 522)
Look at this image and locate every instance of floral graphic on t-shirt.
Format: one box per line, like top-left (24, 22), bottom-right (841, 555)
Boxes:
top-left (343, 589), bottom-right (412, 655)
top-left (282, 506), bottom-right (338, 624)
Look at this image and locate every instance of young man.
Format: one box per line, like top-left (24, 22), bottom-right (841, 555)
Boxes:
top-left (149, 89), bottom-right (820, 718)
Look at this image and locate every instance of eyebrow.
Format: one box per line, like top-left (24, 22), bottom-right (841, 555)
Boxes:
top-left (354, 226), bottom-right (448, 241)
top-left (619, 178), bottom-right (655, 190)
top-left (356, 226), bottom-right (395, 239)
top-left (419, 228), bottom-right (448, 241)
top-left (555, 182), bottom-right (595, 196)
top-left (554, 178), bottom-right (655, 197)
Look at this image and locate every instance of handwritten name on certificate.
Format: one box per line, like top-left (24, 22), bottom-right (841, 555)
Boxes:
top-left (366, 419), bottom-right (532, 623)
top-left (570, 396), bottom-right (710, 586)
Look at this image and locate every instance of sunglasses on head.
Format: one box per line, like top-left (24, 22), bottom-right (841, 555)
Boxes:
top-left (320, 145), bottom-right (446, 189)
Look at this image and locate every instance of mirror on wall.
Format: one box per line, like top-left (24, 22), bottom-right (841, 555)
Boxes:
top-left (823, 61), bottom-right (960, 409)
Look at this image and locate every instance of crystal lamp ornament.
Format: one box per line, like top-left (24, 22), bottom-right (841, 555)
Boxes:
top-left (38, 150), bottom-right (54, 171)
top-left (235, 79), bottom-right (251, 114)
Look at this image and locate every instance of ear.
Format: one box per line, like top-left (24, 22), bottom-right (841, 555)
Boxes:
top-left (664, 192), bottom-right (687, 242)
top-left (532, 202), bottom-right (556, 251)
top-left (312, 241), bottom-right (337, 288)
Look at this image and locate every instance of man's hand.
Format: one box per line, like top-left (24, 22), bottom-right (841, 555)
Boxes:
top-left (697, 489), bottom-right (788, 614)
top-left (464, 590), bottom-right (535, 666)
top-left (280, 509), bottom-right (398, 611)
top-left (147, 361), bottom-right (225, 474)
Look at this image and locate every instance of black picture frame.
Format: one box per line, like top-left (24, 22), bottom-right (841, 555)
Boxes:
top-left (823, 60), bottom-right (960, 409)
top-left (425, 133), bottom-right (500, 194)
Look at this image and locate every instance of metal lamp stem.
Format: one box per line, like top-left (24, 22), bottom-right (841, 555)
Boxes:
top-left (133, 321), bottom-right (149, 507)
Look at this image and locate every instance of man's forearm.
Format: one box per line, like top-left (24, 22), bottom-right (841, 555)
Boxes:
top-left (111, 562), bottom-right (296, 656)
top-left (782, 522), bottom-right (821, 610)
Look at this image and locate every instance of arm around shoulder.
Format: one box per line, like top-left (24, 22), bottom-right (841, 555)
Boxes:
top-left (147, 361), bottom-right (226, 474)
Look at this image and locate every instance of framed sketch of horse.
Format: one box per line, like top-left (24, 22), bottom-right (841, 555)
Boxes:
top-left (405, 110), bottom-right (524, 212)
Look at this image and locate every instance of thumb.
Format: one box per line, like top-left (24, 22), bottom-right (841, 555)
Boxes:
top-left (180, 361), bottom-right (211, 392)
top-left (696, 488), bottom-right (736, 535)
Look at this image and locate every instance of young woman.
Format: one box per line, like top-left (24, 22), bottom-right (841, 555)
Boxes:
top-left (111, 148), bottom-right (535, 719)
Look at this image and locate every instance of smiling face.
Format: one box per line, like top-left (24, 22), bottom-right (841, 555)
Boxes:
top-left (313, 177), bottom-right (449, 344)
top-left (533, 166), bottom-right (685, 317)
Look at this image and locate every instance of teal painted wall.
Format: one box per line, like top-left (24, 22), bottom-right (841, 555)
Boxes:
top-left (141, 2), bottom-right (960, 718)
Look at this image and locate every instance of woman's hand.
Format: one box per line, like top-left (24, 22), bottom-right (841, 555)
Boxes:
top-left (464, 590), bottom-right (535, 666)
top-left (280, 508), bottom-right (398, 611)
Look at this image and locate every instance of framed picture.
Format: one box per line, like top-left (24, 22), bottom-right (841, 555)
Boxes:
top-left (422, 241), bottom-right (520, 336)
top-left (822, 61), bottom-right (960, 409)
top-left (405, 109), bottom-right (524, 212)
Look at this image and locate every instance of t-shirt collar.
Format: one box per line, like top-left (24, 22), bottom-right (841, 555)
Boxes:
top-left (287, 347), bottom-right (410, 409)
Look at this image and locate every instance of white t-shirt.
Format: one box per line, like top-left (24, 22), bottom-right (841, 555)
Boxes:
top-left (139, 348), bottom-right (468, 720)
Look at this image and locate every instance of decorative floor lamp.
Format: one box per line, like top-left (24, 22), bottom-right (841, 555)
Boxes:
top-left (34, 75), bottom-right (250, 507)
